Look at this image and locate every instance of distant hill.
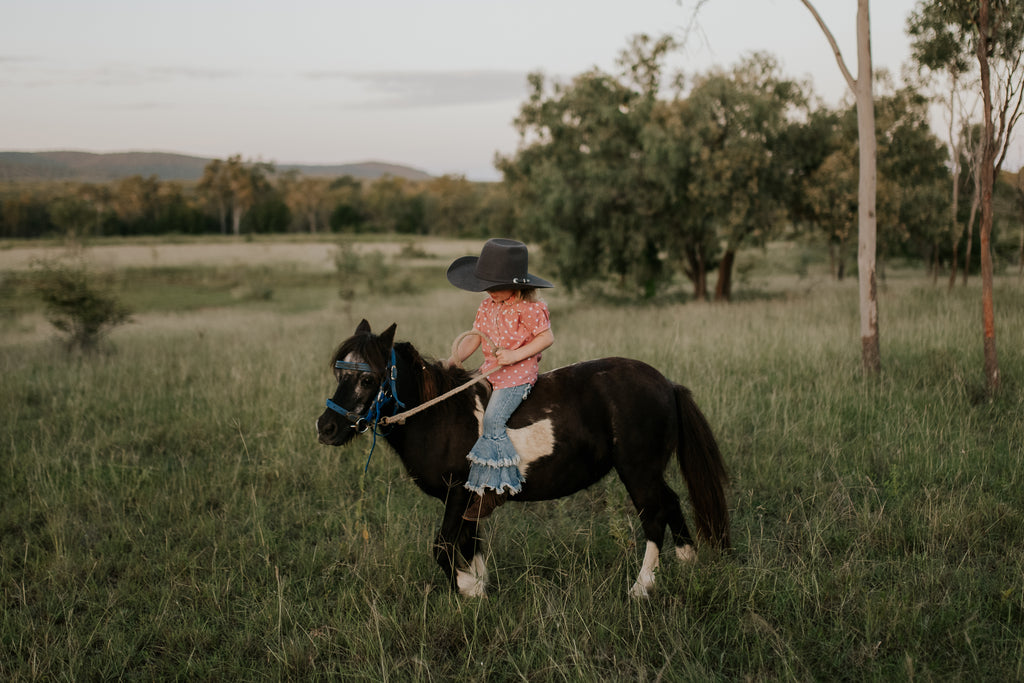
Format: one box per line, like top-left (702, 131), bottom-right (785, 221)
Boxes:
top-left (0, 151), bottom-right (433, 183)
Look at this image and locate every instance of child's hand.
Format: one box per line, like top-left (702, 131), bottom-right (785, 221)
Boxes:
top-left (495, 348), bottom-right (518, 366)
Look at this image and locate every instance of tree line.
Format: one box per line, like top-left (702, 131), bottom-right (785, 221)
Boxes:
top-left (0, 158), bottom-right (513, 242)
top-left (1, 41), bottom-right (1021, 300)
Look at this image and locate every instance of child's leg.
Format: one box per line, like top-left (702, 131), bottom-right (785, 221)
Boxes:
top-left (465, 384), bottom-right (530, 495)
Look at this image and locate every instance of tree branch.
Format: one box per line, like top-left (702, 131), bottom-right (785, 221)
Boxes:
top-left (799, 0), bottom-right (857, 93)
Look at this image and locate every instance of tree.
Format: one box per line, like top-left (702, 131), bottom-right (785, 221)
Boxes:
top-left (197, 158), bottom-right (231, 234)
top-left (806, 145), bottom-right (858, 279)
top-left (873, 80), bottom-right (951, 270)
top-left (681, 53), bottom-right (803, 301)
top-left (197, 155), bottom-right (274, 236)
top-left (363, 176), bottom-right (428, 235)
top-left (112, 175), bottom-right (161, 234)
top-left (498, 35), bottom-right (679, 297)
top-left (1015, 169), bottom-right (1024, 275)
top-left (225, 155), bottom-right (275, 236)
top-left (907, 0), bottom-right (1024, 394)
top-left (799, 0), bottom-right (881, 374)
top-left (642, 96), bottom-right (719, 299)
top-left (280, 171), bottom-right (331, 233)
top-left (907, 2), bottom-right (977, 287)
top-left (423, 175), bottom-right (480, 237)
top-left (328, 176), bottom-right (367, 233)
top-left (958, 122), bottom-right (986, 285)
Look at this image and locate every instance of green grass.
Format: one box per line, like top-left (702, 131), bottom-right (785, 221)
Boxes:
top-left (2, 242), bottom-right (1023, 680)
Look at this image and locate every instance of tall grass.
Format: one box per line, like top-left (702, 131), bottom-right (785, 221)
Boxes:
top-left (2, 252), bottom-right (1023, 680)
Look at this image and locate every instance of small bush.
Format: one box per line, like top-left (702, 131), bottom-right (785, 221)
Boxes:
top-left (34, 259), bottom-right (131, 351)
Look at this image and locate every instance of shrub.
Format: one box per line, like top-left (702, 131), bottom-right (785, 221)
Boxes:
top-left (34, 259), bottom-right (131, 351)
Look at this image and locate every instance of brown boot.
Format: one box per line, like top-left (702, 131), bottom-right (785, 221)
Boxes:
top-left (463, 489), bottom-right (508, 521)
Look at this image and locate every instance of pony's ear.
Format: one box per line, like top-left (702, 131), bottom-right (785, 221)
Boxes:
top-left (356, 319), bottom-right (372, 335)
top-left (379, 323), bottom-right (397, 349)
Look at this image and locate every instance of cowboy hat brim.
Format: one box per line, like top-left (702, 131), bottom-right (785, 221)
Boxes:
top-left (446, 255), bottom-right (554, 292)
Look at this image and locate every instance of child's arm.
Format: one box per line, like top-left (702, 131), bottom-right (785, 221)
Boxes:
top-left (446, 333), bottom-right (482, 367)
top-left (495, 329), bottom-right (554, 367)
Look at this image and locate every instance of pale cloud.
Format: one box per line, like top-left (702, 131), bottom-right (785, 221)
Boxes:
top-left (2, 61), bottom-right (246, 88)
top-left (306, 69), bottom-right (530, 109)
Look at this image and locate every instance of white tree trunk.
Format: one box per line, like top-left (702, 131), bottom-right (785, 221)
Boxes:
top-left (800, 0), bottom-right (879, 373)
top-left (854, 0), bottom-right (879, 373)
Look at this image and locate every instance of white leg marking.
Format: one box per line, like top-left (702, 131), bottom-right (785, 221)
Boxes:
top-left (456, 553), bottom-right (489, 598)
top-left (628, 540), bottom-right (661, 599)
top-left (675, 544), bottom-right (697, 563)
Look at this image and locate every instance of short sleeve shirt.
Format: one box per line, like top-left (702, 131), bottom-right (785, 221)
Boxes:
top-left (473, 297), bottom-right (551, 389)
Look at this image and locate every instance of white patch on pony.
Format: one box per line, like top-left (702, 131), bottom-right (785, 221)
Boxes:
top-left (472, 397), bottom-right (555, 478)
top-left (628, 540), bottom-right (661, 599)
top-left (455, 553), bottom-right (489, 598)
top-left (676, 544), bottom-right (697, 563)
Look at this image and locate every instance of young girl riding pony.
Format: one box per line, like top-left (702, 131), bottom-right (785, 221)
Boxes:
top-left (446, 239), bottom-right (554, 521)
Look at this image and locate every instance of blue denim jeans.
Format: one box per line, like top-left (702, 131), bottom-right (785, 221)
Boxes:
top-left (464, 384), bottom-right (531, 496)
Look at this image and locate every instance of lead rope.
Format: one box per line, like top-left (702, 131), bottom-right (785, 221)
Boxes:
top-left (380, 329), bottom-right (500, 426)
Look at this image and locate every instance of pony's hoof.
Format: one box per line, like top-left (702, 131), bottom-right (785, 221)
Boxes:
top-left (456, 554), bottom-right (489, 597)
top-left (676, 544), bottom-right (698, 563)
top-left (628, 581), bottom-right (651, 599)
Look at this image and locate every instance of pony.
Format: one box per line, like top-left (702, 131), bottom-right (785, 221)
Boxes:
top-left (315, 320), bottom-right (730, 598)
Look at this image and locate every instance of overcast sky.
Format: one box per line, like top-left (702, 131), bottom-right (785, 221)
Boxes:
top-left (5, 0), bottom-right (1011, 181)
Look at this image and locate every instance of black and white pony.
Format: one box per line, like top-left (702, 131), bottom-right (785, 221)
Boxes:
top-left (315, 320), bottom-right (730, 598)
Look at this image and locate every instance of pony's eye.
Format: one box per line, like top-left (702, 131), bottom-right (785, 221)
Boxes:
top-left (359, 376), bottom-right (376, 389)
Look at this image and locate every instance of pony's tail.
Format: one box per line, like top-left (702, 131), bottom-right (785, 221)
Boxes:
top-left (674, 385), bottom-right (731, 549)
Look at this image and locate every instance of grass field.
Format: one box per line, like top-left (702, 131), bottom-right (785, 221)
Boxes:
top-left (2, 237), bottom-right (1023, 680)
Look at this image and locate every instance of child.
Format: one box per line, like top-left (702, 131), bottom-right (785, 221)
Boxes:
top-left (446, 238), bottom-right (554, 521)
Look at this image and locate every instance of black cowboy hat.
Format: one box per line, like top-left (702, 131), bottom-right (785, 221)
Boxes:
top-left (446, 238), bottom-right (554, 292)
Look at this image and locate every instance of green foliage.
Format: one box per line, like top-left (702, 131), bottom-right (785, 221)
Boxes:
top-left (32, 257), bottom-right (131, 351)
top-left (500, 38), bottom-right (820, 300)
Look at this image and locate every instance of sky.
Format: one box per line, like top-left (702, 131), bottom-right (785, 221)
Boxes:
top-left (4, 0), bottom-right (1010, 181)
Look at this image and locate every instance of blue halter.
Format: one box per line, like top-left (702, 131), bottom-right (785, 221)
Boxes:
top-left (325, 348), bottom-right (406, 471)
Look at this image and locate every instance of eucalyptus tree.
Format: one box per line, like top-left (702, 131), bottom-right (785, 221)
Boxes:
top-left (799, 0), bottom-right (881, 374)
top-left (279, 171), bottom-right (331, 233)
top-left (197, 155), bottom-right (274, 236)
top-left (907, 4), bottom-right (977, 287)
top-left (906, 0), bottom-right (1024, 394)
top-left (679, 53), bottom-right (804, 301)
top-left (225, 155), bottom-right (275, 236)
top-left (197, 158), bottom-right (231, 234)
top-left (1015, 170), bottom-right (1024, 275)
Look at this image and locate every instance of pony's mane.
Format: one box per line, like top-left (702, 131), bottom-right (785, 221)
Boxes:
top-left (394, 341), bottom-right (482, 420)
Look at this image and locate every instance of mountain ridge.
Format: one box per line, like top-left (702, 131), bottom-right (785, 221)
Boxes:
top-left (0, 150), bottom-right (433, 183)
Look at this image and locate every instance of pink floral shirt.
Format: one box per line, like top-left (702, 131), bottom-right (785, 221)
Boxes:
top-left (473, 297), bottom-right (551, 389)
